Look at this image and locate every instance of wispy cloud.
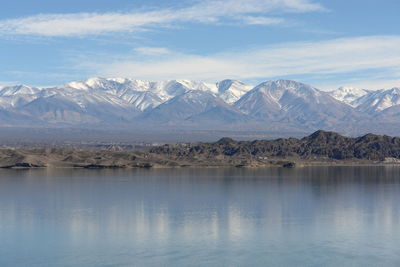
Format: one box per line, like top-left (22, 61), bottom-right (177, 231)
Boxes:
top-left (133, 47), bottom-right (172, 56)
top-left (0, 0), bottom-right (325, 37)
top-left (1, 70), bottom-right (85, 87)
top-left (72, 35), bottom-right (400, 89)
top-left (240, 16), bottom-right (285, 25)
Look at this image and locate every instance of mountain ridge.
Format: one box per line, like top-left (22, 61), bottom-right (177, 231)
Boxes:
top-left (0, 78), bottom-right (399, 135)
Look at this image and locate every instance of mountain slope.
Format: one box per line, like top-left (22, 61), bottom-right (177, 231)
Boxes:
top-left (0, 77), bottom-right (398, 134)
top-left (235, 80), bottom-right (364, 128)
top-left (138, 90), bottom-right (231, 123)
top-left (216, 79), bottom-right (253, 104)
top-left (353, 88), bottom-right (400, 114)
top-left (328, 87), bottom-right (370, 106)
top-left (0, 85), bottom-right (42, 109)
top-left (186, 105), bottom-right (251, 125)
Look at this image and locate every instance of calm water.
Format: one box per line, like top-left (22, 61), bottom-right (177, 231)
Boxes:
top-left (1, 167), bottom-right (400, 266)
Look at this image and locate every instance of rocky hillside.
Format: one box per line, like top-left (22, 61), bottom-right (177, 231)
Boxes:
top-left (1, 130), bottom-right (400, 169)
top-left (150, 130), bottom-right (400, 161)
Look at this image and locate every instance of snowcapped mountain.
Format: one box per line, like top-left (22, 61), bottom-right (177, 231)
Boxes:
top-left (0, 85), bottom-right (42, 109)
top-left (0, 77), bottom-right (399, 134)
top-left (352, 87), bottom-right (400, 114)
top-left (234, 81), bottom-right (282, 119)
top-left (328, 87), bottom-right (370, 106)
top-left (216, 79), bottom-right (253, 104)
top-left (0, 85), bottom-right (41, 96)
top-left (328, 86), bottom-right (400, 114)
top-left (235, 80), bottom-right (362, 128)
top-left (139, 90), bottom-right (232, 123)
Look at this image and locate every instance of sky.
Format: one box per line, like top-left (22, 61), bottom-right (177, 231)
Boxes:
top-left (0, 0), bottom-right (399, 90)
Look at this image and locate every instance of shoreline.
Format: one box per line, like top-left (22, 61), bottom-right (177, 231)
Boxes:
top-left (1, 159), bottom-right (400, 170)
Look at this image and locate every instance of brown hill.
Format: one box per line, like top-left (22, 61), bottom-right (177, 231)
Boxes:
top-left (150, 130), bottom-right (400, 161)
top-left (1, 130), bottom-right (400, 169)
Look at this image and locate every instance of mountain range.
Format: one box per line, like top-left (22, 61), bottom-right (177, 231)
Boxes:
top-left (0, 77), bottom-right (399, 135)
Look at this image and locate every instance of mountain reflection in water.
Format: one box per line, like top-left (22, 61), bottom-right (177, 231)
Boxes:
top-left (0, 166), bottom-right (400, 266)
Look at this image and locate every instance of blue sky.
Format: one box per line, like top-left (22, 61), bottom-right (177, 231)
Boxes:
top-left (1, 0), bottom-right (399, 90)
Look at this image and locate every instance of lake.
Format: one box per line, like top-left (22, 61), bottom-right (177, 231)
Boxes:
top-left (1, 166), bottom-right (400, 266)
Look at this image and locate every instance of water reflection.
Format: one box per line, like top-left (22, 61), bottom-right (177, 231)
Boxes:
top-left (0, 167), bottom-right (400, 266)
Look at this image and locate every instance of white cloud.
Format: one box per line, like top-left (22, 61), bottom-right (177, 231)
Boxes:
top-left (75, 35), bottom-right (400, 90)
top-left (133, 47), bottom-right (172, 56)
top-left (240, 16), bottom-right (285, 25)
top-left (0, 12), bottom-right (170, 37)
top-left (0, 0), bottom-right (325, 37)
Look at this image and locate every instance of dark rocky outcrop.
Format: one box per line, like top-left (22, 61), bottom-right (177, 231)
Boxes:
top-left (150, 130), bottom-right (400, 161)
top-left (1, 130), bottom-right (400, 169)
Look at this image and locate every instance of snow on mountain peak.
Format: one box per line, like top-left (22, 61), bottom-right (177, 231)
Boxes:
top-left (106, 77), bottom-right (130, 84)
top-left (217, 79), bottom-right (242, 93)
top-left (371, 87), bottom-right (400, 111)
top-left (351, 87), bottom-right (400, 113)
top-left (85, 77), bottom-right (104, 87)
top-left (1, 77), bottom-right (399, 130)
top-left (0, 85), bottom-right (43, 109)
top-left (250, 80), bottom-right (320, 103)
top-left (388, 87), bottom-right (400, 94)
top-left (64, 77), bottom-right (250, 103)
top-left (0, 85), bottom-right (41, 96)
top-left (328, 86), bottom-right (370, 106)
top-left (66, 80), bottom-right (91, 90)
top-left (216, 79), bottom-right (253, 104)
